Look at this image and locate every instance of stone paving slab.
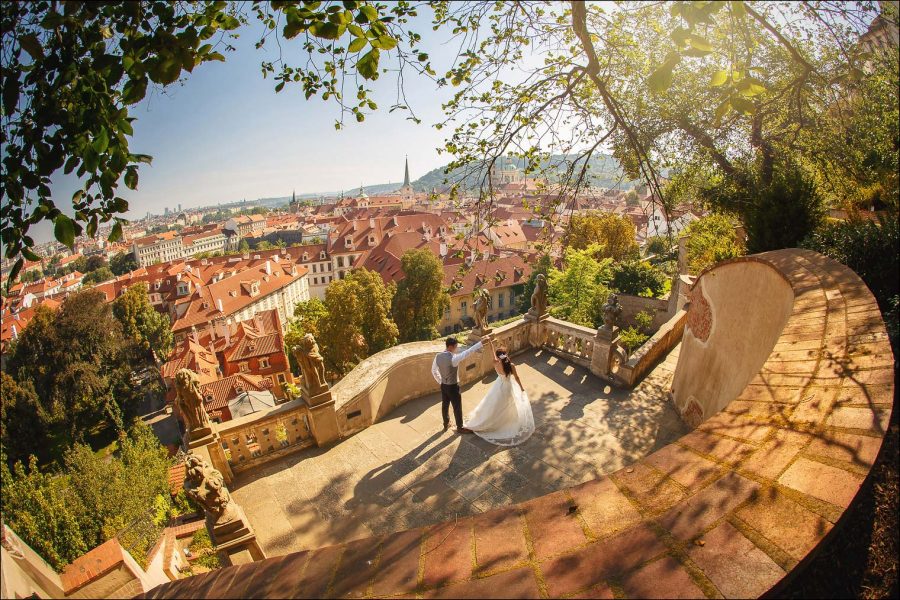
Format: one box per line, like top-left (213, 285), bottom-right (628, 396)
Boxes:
top-left (231, 348), bottom-right (685, 557)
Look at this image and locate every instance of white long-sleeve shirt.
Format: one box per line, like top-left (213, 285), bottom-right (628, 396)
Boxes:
top-left (431, 341), bottom-right (483, 385)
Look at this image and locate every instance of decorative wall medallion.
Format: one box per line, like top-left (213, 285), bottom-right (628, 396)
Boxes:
top-left (682, 397), bottom-right (704, 429)
top-left (686, 282), bottom-right (712, 343)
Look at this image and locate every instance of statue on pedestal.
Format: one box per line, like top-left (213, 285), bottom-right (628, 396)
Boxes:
top-left (601, 293), bottom-right (622, 334)
top-left (183, 453), bottom-right (238, 526)
top-left (175, 368), bottom-right (212, 436)
top-left (473, 288), bottom-right (491, 332)
top-left (292, 333), bottom-right (328, 397)
top-left (528, 273), bottom-right (548, 319)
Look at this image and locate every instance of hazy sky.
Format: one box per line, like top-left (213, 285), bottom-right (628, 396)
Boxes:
top-left (47, 13), bottom-right (459, 233)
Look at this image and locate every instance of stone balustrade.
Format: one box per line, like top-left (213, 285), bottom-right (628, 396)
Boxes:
top-left (618, 308), bottom-right (688, 387)
top-left (539, 317), bottom-right (596, 369)
top-left (145, 249), bottom-right (895, 599)
top-left (212, 398), bottom-right (315, 474)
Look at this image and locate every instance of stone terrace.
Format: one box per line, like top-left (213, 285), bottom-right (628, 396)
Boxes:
top-left (232, 348), bottom-right (686, 557)
top-left (142, 249), bottom-right (895, 600)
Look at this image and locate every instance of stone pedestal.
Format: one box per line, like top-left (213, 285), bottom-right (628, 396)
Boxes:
top-left (209, 505), bottom-right (265, 565)
top-left (186, 431), bottom-right (233, 486)
top-left (591, 327), bottom-right (621, 382)
top-left (305, 392), bottom-right (339, 447)
top-left (523, 310), bottom-right (549, 323)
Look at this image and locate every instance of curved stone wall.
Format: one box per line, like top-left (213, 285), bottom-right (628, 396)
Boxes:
top-left (671, 258), bottom-right (795, 428)
top-left (143, 249), bottom-right (895, 599)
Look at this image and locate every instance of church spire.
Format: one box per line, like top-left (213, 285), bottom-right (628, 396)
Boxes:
top-left (403, 155), bottom-right (410, 187)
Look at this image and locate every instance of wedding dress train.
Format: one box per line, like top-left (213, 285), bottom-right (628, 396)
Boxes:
top-left (463, 374), bottom-right (535, 446)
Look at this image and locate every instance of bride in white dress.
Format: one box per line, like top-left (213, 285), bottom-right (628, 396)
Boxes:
top-left (463, 339), bottom-right (535, 446)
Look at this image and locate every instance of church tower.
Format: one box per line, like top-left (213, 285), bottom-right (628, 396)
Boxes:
top-left (398, 155), bottom-right (414, 198)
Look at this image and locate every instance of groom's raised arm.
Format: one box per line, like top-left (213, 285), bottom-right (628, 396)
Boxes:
top-left (450, 341), bottom-right (483, 367)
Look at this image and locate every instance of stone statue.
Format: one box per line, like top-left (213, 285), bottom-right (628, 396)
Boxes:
top-left (473, 288), bottom-right (491, 332)
top-left (292, 333), bottom-right (328, 396)
top-left (175, 368), bottom-right (212, 435)
top-left (601, 293), bottom-right (623, 332)
top-left (183, 453), bottom-right (238, 526)
top-left (529, 273), bottom-right (548, 317)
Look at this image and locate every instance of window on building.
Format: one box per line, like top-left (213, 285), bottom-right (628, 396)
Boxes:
top-left (260, 357), bottom-right (270, 369)
top-left (461, 301), bottom-right (468, 315)
top-left (277, 373), bottom-right (286, 384)
top-left (239, 362), bottom-right (249, 372)
top-left (498, 294), bottom-right (504, 308)
top-left (337, 256), bottom-right (344, 267)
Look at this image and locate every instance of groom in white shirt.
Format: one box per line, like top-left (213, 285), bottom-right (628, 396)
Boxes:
top-left (431, 336), bottom-right (488, 433)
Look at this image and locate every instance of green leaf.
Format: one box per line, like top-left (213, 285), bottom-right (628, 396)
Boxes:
top-left (155, 57), bottom-right (182, 85)
top-left (122, 78), bottom-right (148, 105)
top-left (713, 98), bottom-right (731, 125)
top-left (19, 34), bottom-right (43, 60)
top-left (7, 259), bottom-right (23, 288)
top-left (348, 36), bottom-right (367, 53)
top-left (357, 48), bottom-right (380, 80)
top-left (21, 247), bottom-right (41, 262)
top-left (359, 5), bottom-right (378, 22)
top-left (54, 214), bottom-right (76, 249)
top-left (208, 52), bottom-right (225, 62)
top-left (730, 95), bottom-right (754, 114)
top-left (736, 77), bottom-right (766, 97)
top-left (647, 53), bottom-right (680, 93)
top-left (124, 167), bottom-right (139, 190)
top-left (376, 35), bottom-right (397, 51)
top-left (309, 21), bottom-right (343, 40)
top-left (109, 221), bottom-right (123, 243)
top-left (92, 128), bottom-right (109, 153)
top-left (687, 35), bottom-right (713, 53)
top-left (348, 24), bottom-right (364, 37)
top-left (710, 70), bottom-right (728, 86)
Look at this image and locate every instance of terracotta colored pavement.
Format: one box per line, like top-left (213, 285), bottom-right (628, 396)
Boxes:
top-left (230, 348), bottom-right (686, 557)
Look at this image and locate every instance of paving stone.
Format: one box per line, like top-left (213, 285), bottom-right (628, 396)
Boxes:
top-left (610, 462), bottom-right (687, 516)
top-left (689, 521), bottom-right (785, 598)
top-left (328, 536), bottom-right (384, 598)
top-left (619, 556), bottom-right (705, 599)
top-left (540, 524), bottom-right (665, 597)
top-left (678, 430), bottom-right (756, 465)
top-left (520, 491), bottom-right (588, 560)
top-left (805, 431), bottom-right (883, 468)
top-left (372, 529), bottom-right (423, 596)
top-left (778, 457), bottom-right (864, 508)
top-left (659, 472), bottom-right (760, 540)
top-left (422, 518), bottom-right (474, 587)
top-left (735, 488), bottom-right (833, 561)
top-left (568, 477), bottom-right (642, 538)
top-left (569, 583), bottom-right (615, 599)
top-left (643, 443), bottom-right (721, 489)
top-left (741, 430), bottom-right (808, 480)
top-left (827, 406), bottom-right (890, 433)
top-left (423, 566), bottom-right (541, 599)
top-left (473, 507), bottom-right (529, 572)
top-left (297, 544), bottom-right (343, 598)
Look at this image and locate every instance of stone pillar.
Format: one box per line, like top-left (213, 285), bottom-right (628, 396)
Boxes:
top-left (591, 327), bottom-right (622, 383)
top-left (305, 390), bottom-right (340, 447)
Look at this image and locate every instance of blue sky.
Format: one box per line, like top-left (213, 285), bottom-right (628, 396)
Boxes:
top-left (46, 12), bottom-right (458, 237)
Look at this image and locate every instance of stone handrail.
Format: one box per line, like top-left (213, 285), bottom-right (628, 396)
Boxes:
top-left (541, 316), bottom-right (596, 368)
top-left (618, 308), bottom-right (687, 387)
top-left (214, 398), bottom-right (315, 474)
top-left (145, 249), bottom-right (895, 599)
top-left (332, 318), bottom-right (536, 437)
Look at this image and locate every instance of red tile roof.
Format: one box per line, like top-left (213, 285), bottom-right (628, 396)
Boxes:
top-left (200, 373), bottom-right (270, 410)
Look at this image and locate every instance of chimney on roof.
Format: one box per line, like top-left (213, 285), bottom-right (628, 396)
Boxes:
top-left (439, 242), bottom-right (448, 258)
top-left (265, 260), bottom-right (272, 275)
top-left (216, 298), bottom-right (223, 312)
top-left (369, 217), bottom-right (375, 228)
top-left (10, 324), bottom-right (17, 340)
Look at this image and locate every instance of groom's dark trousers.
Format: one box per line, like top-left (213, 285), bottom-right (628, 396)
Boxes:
top-left (441, 383), bottom-right (464, 428)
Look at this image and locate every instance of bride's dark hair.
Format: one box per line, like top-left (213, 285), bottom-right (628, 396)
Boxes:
top-left (496, 346), bottom-right (513, 376)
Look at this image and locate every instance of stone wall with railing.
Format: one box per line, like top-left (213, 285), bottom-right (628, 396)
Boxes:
top-left (213, 398), bottom-right (315, 474)
top-left (539, 317), bottom-right (596, 369)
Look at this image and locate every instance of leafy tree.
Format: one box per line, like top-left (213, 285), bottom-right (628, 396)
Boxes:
top-left (7, 291), bottom-right (149, 460)
top-left (284, 298), bottom-right (328, 374)
top-left (0, 420), bottom-right (171, 572)
top-left (565, 212), bottom-right (639, 261)
top-left (516, 254), bottom-right (552, 314)
top-left (0, 372), bottom-right (43, 467)
top-left (624, 189), bottom-right (640, 206)
top-left (238, 239), bottom-right (251, 253)
top-left (645, 235), bottom-right (673, 258)
top-left (681, 214), bottom-right (745, 275)
top-left (0, 454), bottom-right (90, 571)
top-left (392, 248), bottom-right (449, 342)
top-left (318, 269), bottom-right (397, 374)
top-left (112, 283), bottom-right (173, 360)
top-left (85, 255), bottom-right (107, 272)
top-left (109, 251), bottom-right (139, 276)
top-left (611, 260), bottom-right (668, 298)
top-left (82, 266), bottom-right (114, 286)
top-left (547, 245), bottom-right (612, 328)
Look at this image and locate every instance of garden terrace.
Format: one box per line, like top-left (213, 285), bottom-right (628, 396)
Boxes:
top-left (141, 249), bottom-right (894, 599)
